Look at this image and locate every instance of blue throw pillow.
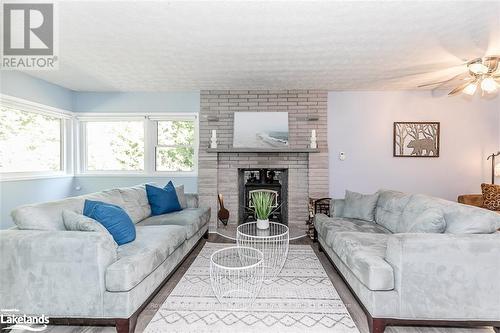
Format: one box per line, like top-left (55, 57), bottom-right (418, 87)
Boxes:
top-left (83, 200), bottom-right (136, 245)
top-left (146, 182), bottom-right (182, 216)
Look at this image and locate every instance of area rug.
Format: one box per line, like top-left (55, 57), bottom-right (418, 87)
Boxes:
top-left (144, 243), bottom-right (359, 333)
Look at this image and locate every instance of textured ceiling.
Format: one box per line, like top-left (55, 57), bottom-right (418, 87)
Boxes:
top-left (25, 1), bottom-right (500, 91)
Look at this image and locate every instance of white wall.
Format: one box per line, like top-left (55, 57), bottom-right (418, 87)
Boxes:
top-left (328, 91), bottom-right (500, 200)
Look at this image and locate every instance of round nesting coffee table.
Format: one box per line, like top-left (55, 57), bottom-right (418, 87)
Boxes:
top-left (236, 222), bottom-right (289, 282)
top-left (210, 246), bottom-right (264, 309)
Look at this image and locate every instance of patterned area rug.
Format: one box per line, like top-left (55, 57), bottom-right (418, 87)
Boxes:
top-left (144, 243), bottom-right (359, 333)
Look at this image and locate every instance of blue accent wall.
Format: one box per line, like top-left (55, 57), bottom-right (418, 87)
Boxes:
top-left (0, 71), bottom-right (73, 110)
top-left (0, 71), bottom-right (75, 229)
top-left (0, 71), bottom-right (200, 229)
top-left (73, 92), bottom-right (199, 113)
top-left (0, 178), bottom-right (74, 229)
top-left (73, 177), bottom-right (198, 196)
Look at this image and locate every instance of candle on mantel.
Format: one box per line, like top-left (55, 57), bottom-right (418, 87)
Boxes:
top-left (310, 129), bottom-right (317, 149)
top-left (210, 129), bottom-right (217, 149)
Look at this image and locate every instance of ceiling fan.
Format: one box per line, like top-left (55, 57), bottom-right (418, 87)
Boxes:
top-left (418, 56), bottom-right (500, 96)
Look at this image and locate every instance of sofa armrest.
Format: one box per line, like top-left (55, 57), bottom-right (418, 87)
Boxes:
top-left (186, 193), bottom-right (199, 208)
top-left (385, 233), bottom-right (500, 320)
top-left (0, 230), bottom-right (117, 317)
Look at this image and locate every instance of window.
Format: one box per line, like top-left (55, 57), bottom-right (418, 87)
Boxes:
top-left (0, 96), bottom-right (70, 179)
top-left (81, 120), bottom-right (145, 172)
top-left (78, 114), bottom-right (197, 175)
top-left (155, 119), bottom-right (195, 172)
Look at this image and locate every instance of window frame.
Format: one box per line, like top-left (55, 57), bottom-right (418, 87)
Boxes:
top-left (150, 115), bottom-right (199, 175)
top-left (76, 113), bottom-right (198, 177)
top-left (0, 94), bottom-right (73, 182)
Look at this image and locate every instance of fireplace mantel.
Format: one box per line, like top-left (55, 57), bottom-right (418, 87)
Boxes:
top-left (206, 147), bottom-right (320, 153)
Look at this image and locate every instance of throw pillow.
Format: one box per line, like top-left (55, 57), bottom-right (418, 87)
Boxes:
top-left (175, 184), bottom-right (188, 209)
top-left (331, 199), bottom-right (345, 217)
top-left (83, 200), bottom-right (136, 245)
top-left (63, 210), bottom-right (117, 244)
top-left (146, 182), bottom-right (182, 216)
top-left (481, 183), bottom-right (500, 211)
top-left (405, 208), bottom-right (446, 233)
top-left (63, 209), bottom-right (108, 233)
top-left (342, 190), bottom-right (379, 222)
top-left (445, 204), bottom-right (499, 234)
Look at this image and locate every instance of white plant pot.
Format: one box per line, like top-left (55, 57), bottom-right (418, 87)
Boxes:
top-left (256, 218), bottom-right (270, 230)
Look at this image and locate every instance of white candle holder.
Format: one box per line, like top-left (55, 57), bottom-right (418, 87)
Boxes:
top-left (210, 129), bottom-right (218, 149)
top-left (310, 129), bottom-right (317, 149)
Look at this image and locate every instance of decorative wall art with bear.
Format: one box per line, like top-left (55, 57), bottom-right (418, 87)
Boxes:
top-left (393, 122), bottom-right (440, 157)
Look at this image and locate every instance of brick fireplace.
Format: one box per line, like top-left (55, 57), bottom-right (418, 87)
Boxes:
top-left (198, 90), bottom-right (328, 236)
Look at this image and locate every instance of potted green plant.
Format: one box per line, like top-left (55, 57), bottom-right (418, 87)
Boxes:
top-left (251, 192), bottom-right (279, 229)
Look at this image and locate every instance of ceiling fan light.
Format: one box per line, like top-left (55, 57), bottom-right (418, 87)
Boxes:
top-left (480, 77), bottom-right (498, 93)
top-left (463, 82), bottom-right (477, 95)
top-left (469, 62), bottom-right (488, 74)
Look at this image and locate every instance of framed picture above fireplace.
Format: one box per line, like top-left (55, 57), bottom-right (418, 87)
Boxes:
top-left (233, 112), bottom-right (289, 148)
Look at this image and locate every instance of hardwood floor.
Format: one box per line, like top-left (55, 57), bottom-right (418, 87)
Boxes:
top-left (30, 234), bottom-right (494, 333)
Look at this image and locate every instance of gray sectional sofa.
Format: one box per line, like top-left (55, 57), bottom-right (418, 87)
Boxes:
top-left (314, 189), bottom-right (500, 333)
top-left (0, 185), bottom-right (210, 333)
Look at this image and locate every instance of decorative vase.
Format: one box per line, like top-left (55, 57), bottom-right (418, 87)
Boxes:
top-left (256, 218), bottom-right (270, 230)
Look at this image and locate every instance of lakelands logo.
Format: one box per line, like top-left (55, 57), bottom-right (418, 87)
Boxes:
top-left (1, 2), bottom-right (58, 70)
top-left (1, 310), bottom-right (49, 331)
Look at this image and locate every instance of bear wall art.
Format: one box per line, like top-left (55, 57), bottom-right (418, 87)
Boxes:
top-left (393, 122), bottom-right (440, 157)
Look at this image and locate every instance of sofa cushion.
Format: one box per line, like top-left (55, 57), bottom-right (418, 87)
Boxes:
top-left (330, 232), bottom-right (394, 291)
top-left (375, 190), bottom-right (411, 233)
top-left (105, 225), bottom-right (186, 292)
top-left (175, 185), bottom-right (188, 209)
top-left (12, 189), bottom-right (126, 231)
top-left (444, 203), bottom-right (500, 234)
top-left (314, 214), bottom-right (390, 246)
top-left (138, 207), bottom-right (210, 239)
top-left (117, 185), bottom-right (151, 223)
top-left (399, 194), bottom-right (446, 233)
top-left (342, 190), bottom-right (379, 222)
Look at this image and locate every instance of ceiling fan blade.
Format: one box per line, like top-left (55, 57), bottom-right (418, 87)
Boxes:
top-left (448, 81), bottom-right (473, 96)
top-left (418, 79), bottom-right (456, 88)
top-left (419, 72), bottom-right (468, 89)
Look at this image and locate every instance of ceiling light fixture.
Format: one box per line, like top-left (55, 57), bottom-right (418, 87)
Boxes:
top-left (469, 62), bottom-right (489, 74)
top-left (462, 82), bottom-right (477, 95)
top-left (480, 77), bottom-right (498, 94)
top-left (418, 56), bottom-right (500, 97)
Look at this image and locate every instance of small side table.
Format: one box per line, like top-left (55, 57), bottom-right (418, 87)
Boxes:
top-left (306, 197), bottom-right (331, 240)
top-left (210, 246), bottom-right (264, 309)
top-left (236, 222), bottom-right (289, 282)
